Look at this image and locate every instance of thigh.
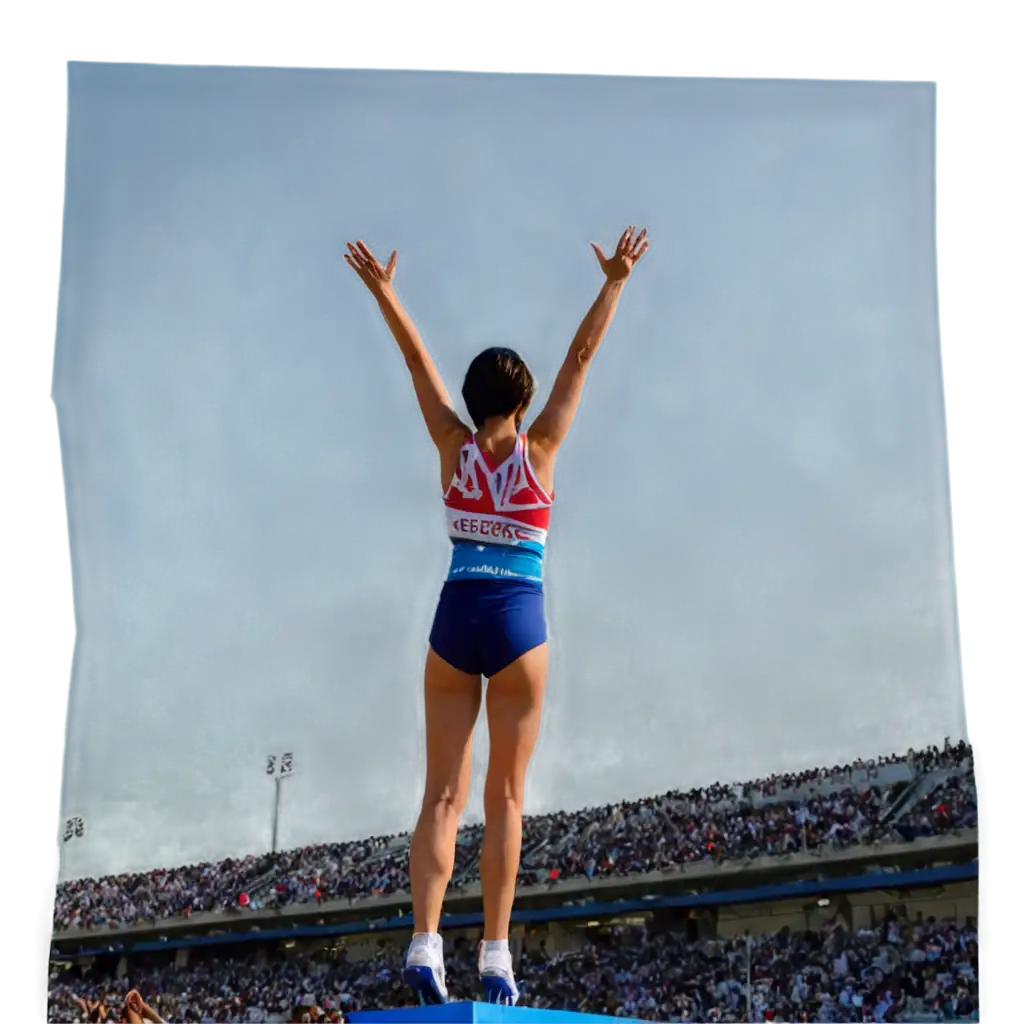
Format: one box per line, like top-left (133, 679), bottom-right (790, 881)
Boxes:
top-left (422, 646), bottom-right (483, 807)
top-left (484, 643), bottom-right (549, 804)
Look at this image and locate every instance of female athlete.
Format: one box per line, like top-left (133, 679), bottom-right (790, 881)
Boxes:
top-left (344, 225), bottom-right (649, 1006)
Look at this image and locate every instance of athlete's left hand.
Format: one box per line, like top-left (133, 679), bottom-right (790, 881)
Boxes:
top-left (344, 240), bottom-right (398, 299)
top-left (591, 225), bottom-right (649, 282)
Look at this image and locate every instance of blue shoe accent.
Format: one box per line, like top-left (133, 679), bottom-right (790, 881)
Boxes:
top-left (403, 965), bottom-right (447, 1005)
top-left (481, 974), bottom-right (518, 1005)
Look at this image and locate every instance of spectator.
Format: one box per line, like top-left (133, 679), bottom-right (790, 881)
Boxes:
top-left (47, 914), bottom-right (977, 1022)
top-left (52, 746), bottom-right (976, 934)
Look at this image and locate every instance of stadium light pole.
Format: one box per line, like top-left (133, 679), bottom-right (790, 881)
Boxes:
top-left (745, 932), bottom-right (752, 1021)
top-left (58, 815), bottom-right (86, 883)
top-left (265, 753), bottom-right (296, 854)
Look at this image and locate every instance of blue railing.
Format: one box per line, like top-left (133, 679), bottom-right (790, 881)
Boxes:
top-left (51, 861), bottom-right (977, 960)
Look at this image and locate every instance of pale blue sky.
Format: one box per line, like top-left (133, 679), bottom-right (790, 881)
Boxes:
top-left (53, 64), bottom-right (964, 880)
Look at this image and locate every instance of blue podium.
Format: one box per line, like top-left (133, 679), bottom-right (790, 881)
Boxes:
top-left (346, 1003), bottom-right (644, 1023)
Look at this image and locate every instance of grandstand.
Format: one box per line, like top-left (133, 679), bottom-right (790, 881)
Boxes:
top-left (48, 741), bottom-right (978, 1022)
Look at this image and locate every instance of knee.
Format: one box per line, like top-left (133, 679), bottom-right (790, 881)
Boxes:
top-left (484, 779), bottom-right (525, 820)
top-left (422, 782), bottom-right (469, 821)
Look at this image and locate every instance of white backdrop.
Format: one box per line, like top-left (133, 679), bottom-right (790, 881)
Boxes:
top-left (52, 64), bottom-right (963, 882)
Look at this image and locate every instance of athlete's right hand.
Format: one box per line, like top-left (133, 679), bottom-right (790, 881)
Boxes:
top-left (344, 240), bottom-right (398, 299)
top-left (591, 225), bottom-right (649, 282)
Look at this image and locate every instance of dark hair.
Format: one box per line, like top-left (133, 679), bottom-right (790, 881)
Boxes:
top-left (461, 347), bottom-right (536, 429)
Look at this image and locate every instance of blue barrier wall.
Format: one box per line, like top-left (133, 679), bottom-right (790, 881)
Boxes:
top-left (52, 860), bottom-right (977, 960)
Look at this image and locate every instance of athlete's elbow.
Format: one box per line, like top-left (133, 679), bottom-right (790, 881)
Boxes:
top-left (404, 348), bottom-right (428, 373)
top-left (574, 343), bottom-right (597, 371)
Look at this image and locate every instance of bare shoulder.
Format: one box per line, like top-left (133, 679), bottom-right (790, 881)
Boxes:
top-left (524, 426), bottom-right (556, 495)
top-left (438, 426), bottom-right (472, 490)
top-left (441, 424), bottom-right (473, 456)
top-left (526, 422), bottom-right (558, 461)
top-left (525, 412), bottom-right (558, 453)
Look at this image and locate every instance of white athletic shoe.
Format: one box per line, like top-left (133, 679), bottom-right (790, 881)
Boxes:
top-left (403, 932), bottom-right (448, 1005)
top-left (478, 939), bottom-right (520, 1006)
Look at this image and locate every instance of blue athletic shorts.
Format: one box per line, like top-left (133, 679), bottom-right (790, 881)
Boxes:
top-left (429, 579), bottom-right (547, 678)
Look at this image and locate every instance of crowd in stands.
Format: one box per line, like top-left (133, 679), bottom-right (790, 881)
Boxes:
top-left (48, 912), bottom-right (979, 1022)
top-left (894, 770), bottom-right (977, 842)
top-left (52, 742), bottom-right (975, 934)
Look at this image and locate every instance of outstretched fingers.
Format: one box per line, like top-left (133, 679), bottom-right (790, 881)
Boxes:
top-left (630, 227), bottom-right (649, 262)
top-left (355, 240), bottom-right (380, 268)
top-left (616, 225), bottom-right (635, 256)
top-left (344, 241), bottom-right (369, 272)
top-left (345, 240), bottom-right (397, 282)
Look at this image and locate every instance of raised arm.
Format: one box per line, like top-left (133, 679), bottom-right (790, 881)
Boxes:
top-left (125, 990), bottom-right (164, 1024)
top-left (528, 226), bottom-right (649, 456)
top-left (344, 240), bottom-right (469, 453)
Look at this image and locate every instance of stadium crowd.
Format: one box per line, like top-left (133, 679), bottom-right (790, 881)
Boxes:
top-left (52, 742), bottom-right (975, 933)
top-left (49, 912), bottom-right (979, 1022)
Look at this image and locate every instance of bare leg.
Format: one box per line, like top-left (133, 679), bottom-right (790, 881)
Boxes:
top-left (409, 647), bottom-right (482, 933)
top-left (479, 643), bottom-right (548, 941)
